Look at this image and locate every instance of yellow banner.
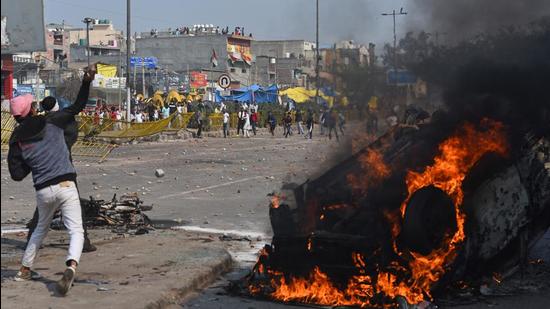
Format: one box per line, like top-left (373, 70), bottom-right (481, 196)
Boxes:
top-left (97, 63), bottom-right (117, 78)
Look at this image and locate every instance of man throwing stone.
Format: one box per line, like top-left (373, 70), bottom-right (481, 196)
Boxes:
top-left (8, 66), bottom-right (95, 295)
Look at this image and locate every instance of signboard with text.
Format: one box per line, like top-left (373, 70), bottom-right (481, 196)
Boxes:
top-left (387, 69), bottom-right (417, 86)
top-left (130, 56), bottom-right (158, 69)
top-left (190, 71), bottom-right (207, 88)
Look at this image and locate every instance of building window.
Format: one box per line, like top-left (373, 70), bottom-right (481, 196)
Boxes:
top-left (54, 49), bottom-right (64, 62)
top-left (53, 33), bottom-right (63, 45)
top-left (241, 69), bottom-right (247, 73)
top-left (230, 68), bottom-right (236, 73)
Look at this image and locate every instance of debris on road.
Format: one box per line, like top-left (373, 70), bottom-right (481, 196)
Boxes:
top-left (50, 193), bottom-right (153, 232)
top-left (155, 169), bottom-right (165, 178)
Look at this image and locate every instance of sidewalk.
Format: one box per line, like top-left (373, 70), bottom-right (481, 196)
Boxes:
top-left (1, 229), bottom-right (232, 309)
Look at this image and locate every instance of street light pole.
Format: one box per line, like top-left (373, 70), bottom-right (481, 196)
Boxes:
top-left (82, 17), bottom-right (94, 67)
top-left (126, 0), bottom-right (131, 121)
top-left (381, 8), bottom-right (407, 70)
top-left (315, 0), bottom-right (319, 106)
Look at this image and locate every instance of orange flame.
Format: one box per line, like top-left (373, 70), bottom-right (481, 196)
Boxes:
top-left (270, 195), bottom-right (280, 209)
top-left (266, 267), bottom-right (374, 308)
top-left (347, 149), bottom-right (391, 194)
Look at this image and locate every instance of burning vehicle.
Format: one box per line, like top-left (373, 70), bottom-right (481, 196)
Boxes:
top-left (237, 24), bottom-right (550, 308)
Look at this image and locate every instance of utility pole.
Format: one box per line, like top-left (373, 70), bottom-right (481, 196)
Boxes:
top-left (142, 59), bottom-right (146, 97)
top-left (107, 33), bottom-right (123, 109)
top-left (82, 17), bottom-right (94, 67)
top-left (381, 7), bottom-right (407, 70)
top-left (315, 0), bottom-right (320, 106)
top-left (34, 55), bottom-right (41, 101)
top-left (126, 0), bottom-right (131, 121)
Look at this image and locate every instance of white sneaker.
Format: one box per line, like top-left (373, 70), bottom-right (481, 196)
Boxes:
top-left (56, 266), bottom-right (76, 295)
top-left (14, 270), bottom-right (42, 281)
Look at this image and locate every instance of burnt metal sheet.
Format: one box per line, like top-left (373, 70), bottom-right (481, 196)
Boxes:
top-left (468, 166), bottom-right (530, 260)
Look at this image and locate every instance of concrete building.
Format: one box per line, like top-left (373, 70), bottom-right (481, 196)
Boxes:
top-left (320, 40), bottom-right (375, 71)
top-left (67, 19), bottom-right (122, 48)
top-left (252, 40), bottom-right (315, 60)
top-left (135, 32), bottom-right (254, 90)
top-left (250, 40), bottom-right (316, 88)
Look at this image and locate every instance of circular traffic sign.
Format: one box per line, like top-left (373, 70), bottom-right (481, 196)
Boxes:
top-left (218, 74), bottom-right (231, 89)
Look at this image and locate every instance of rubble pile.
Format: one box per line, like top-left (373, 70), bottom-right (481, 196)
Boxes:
top-left (51, 193), bottom-right (153, 232)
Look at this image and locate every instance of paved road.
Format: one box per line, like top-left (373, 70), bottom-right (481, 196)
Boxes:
top-left (1, 129), bottom-right (340, 235)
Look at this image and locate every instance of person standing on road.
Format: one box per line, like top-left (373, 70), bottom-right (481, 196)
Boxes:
top-left (338, 111), bottom-right (346, 135)
top-left (327, 108), bottom-right (339, 141)
top-left (305, 109), bottom-right (314, 139)
top-left (176, 103), bottom-right (184, 128)
top-left (8, 66), bottom-right (96, 295)
top-left (222, 109), bottom-right (230, 138)
top-left (250, 109), bottom-right (258, 136)
top-left (295, 109), bottom-right (304, 135)
top-left (161, 104), bottom-right (170, 120)
top-left (147, 103), bottom-right (156, 122)
top-left (267, 111), bottom-right (277, 136)
top-left (366, 106), bottom-right (378, 135)
top-left (136, 111), bottom-right (143, 123)
top-left (195, 110), bottom-right (203, 138)
top-left (320, 109), bottom-right (327, 135)
top-left (237, 107), bottom-right (246, 136)
top-left (243, 109), bottom-right (251, 138)
top-left (283, 112), bottom-right (293, 138)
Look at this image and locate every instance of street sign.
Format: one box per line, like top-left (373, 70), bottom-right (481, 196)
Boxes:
top-left (387, 69), bottom-right (417, 86)
top-left (130, 57), bottom-right (158, 69)
top-left (218, 74), bottom-right (231, 89)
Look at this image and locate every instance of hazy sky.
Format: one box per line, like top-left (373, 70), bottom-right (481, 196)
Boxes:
top-left (45, 0), bottom-right (550, 47)
top-left (44, 0), bottom-right (414, 46)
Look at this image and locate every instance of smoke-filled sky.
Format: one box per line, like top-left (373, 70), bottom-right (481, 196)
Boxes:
top-left (45, 0), bottom-right (550, 46)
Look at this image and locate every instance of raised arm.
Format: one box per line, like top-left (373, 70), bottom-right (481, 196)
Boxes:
top-left (48, 66), bottom-right (96, 128)
top-left (65, 67), bottom-right (96, 115)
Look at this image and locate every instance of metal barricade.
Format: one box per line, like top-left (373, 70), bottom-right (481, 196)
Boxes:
top-left (1, 111), bottom-right (17, 145)
top-left (2, 111), bottom-right (116, 162)
top-left (72, 140), bottom-right (117, 162)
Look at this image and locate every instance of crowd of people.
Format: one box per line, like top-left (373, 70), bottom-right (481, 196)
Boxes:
top-left (149, 25), bottom-right (252, 38)
top-left (218, 101), bottom-right (347, 141)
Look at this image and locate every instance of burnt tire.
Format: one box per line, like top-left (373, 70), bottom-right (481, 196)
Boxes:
top-left (401, 185), bottom-right (457, 255)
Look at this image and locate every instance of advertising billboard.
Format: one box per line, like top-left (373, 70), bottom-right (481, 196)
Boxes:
top-left (190, 71), bottom-right (207, 89)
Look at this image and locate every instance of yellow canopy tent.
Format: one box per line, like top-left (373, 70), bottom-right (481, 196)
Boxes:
top-left (167, 90), bottom-right (183, 103)
top-left (279, 87), bottom-right (334, 106)
top-left (151, 91), bottom-right (165, 108)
